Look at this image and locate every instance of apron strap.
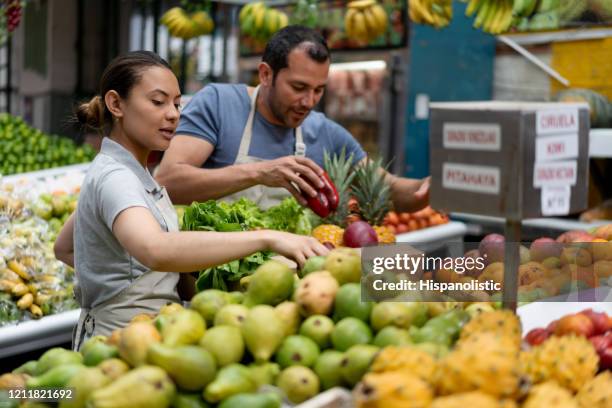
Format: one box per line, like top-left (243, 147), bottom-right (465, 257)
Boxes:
top-left (237, 85), bottom-right (306, 161)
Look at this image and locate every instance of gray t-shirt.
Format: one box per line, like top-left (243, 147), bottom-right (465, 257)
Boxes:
top-left (177, 83), bottom-right (366, 168)
top-left (74, 138), bottom-right (175, 309)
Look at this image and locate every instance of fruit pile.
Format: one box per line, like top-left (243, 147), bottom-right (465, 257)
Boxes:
top-left (160, 7), bottom-right (214, 40)
top-left (312, 152), bottom-right (396, 248)
top-left (0, 182), bottom-right (79, 326)
top-left (239, 2), bottom-right (289, 42)
top-left (356, 309), bottom-right (610, 407)
top-left (409, 0), bottom-right (453, 29)
top-left (383, 206), bottom-right (449, 235)
top-left (344, 0), bottom-right (388, 43)
top-left (434, 224), bottom-right (612, 305)
top-left (0, 114), bottom-right (96, 176)
top-left (525, 308), bottom-right (612, 371)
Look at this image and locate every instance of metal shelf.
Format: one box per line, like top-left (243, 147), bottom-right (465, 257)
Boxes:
top-left (499, 27), bottom-right (612, 46)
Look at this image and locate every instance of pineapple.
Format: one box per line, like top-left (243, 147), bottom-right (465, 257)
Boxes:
top-left (458, 310), bottom-right (522, 350)
top-left (311, 149), bottom-right (356, 247)
top-left (353, 157), bottom-right (395, 243)
top-left (576, 371), bottom-right (612, 408)
top-left (311, 224), bottom-right (344, 247)
top-left (370, 346), bottom-right (437, 385)
top-left (523, 382), bottom-right (578, 408)
top-left (430, 392), bottom-right (500, 408)
top-left (353, 371), bottom-right (434, 408)
top-left (520, 334), bottom-right (599, 392)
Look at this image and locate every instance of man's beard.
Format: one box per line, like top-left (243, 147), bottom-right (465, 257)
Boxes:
top-left (268, 87), bottom-right (306, 128)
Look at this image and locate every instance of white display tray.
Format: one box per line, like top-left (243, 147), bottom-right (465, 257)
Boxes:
top-left (0, 309), bottom-right (80, 358)
top-left (1, 163), bottom-right (90, 184)
top-left (518, 300), bottom-right (612, 334)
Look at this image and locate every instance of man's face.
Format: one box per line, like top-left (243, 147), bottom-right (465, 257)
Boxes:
top-left (266, 47), bottom-right (329, 128)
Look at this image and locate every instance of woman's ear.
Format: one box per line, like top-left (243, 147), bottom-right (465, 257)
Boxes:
top-left (258, 62), bottom-right (273, 87)
top-left (104, 90), bottom-right (124, 119)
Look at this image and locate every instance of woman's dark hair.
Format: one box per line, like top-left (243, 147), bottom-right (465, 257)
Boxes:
top-left (75, 51), bottom-right (171, 130)
top-left (262, 25), bottom-right (330, 80)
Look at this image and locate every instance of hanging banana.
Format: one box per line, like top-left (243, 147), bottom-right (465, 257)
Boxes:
top-left (239, 2), bottom-right (289, 41)
top-left (344, 0), bottom-right (389, 42)
top-left (409, 0), bottom-right (453, 29)
top-left (160, 7), bottom-right (214, 40)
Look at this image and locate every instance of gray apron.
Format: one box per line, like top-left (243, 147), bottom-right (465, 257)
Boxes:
top-left (72, 187), bottom-right (180, 351)
top-left (222, 85), bottom-right (306, 210)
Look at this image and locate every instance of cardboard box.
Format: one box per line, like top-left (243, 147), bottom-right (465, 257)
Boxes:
top-left (429, 101), bottom-right (589, 220)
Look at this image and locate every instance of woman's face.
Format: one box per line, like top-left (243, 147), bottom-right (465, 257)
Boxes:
top-left (119, 66), bottom-right (181, 151)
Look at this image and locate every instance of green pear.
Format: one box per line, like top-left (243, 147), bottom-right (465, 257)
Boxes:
top-left (241, 305), bottom-right (285, 362)
top-left (59, 367), bottom-right (111, 408)
top-left (147, 344), bottom-right (216, 391)
top-left (314, 350), bottom-right (345, 390)
top-left (218, 392), bottom-right (281, 408)
top-left (340, 344), bottom-right (379, 387)
top-left (243, 260), bottom-right (294, 307)
top-left (226, 291), bottom-right (244, 304)
top-left (35, 348), bottom-right (83, 375)
top-left (88, 366), bottom-right (176, 408)
top-left (162, 310), bottom-right (206, 346)
top-left (370, 302), bottom-right (429, 332)
top-left (26, 364), bottom-right (84, 389)
top-left (276, 335), bottom-right (320, 368)
top-left (275, 301), bottom-right (301, 336)
top-left (333, 283), bottom-right (373, 322)
top-left (203, 364), bottom-right (256, 404)
top-left (12, 360), bottom-right (38, 375)
top-left (324, 248), bottom-right (361, 284)
top-left (97, 358), bottom-right (130, 381)
top-left (82, 341), bottom-right (118, 367)
top-left (214, 304), bottom-right (249, 328)
top-left (276, 366), bottom-right (320, 404)
top-left (299, 256), bottom-right (327, 278)
top-left (331, 318), bottom-right (373, 351)
top-left (199, 326), bottom-right (244, 367)
top-left (299, 315), bottom-right (335, 349)
top-left (171, 392), bottom-right (210, 408)
top-left (190, 289), bottom-right (230, 326)
top-left (373, 326), bottom-right (412, 347)
top-left (248, 363), bottom-right (281, 388)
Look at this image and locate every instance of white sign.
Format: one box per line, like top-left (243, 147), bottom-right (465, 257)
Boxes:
top-left (443, 123), bottom-right (501, 151)
top-left (535, 134), bottom-right (579, 162)
top-left (442, 163), bottom-right (500, 194)
top-left (541, 185), bottom-right (571, 216)
top-left (536, 108), bottom-right (579, 135)
top-left (533, 160), bottom-right (577, 187)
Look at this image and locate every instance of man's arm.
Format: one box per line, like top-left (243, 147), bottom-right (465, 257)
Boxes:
top-left (156, 135), bottom-right (325, 205)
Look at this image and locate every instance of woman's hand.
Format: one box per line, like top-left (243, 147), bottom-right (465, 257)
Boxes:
top-left (263, 230), bottom-right (330, 269)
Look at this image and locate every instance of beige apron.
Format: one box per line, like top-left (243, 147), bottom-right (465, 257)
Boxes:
top-left (222, 85), bottom-right (306, 210)
top-left (72, 187), bottom-right (180, 351)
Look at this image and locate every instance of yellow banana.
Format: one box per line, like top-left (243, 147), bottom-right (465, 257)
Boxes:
top-left (409, 4), bottom-right (422, 23)
top-left (465, 0), bottom-right (483, 17)
top-left (278, 11), bottom-right (289, 29)
top-left (473, 0), bottom-right (491, 28)
top-left (485, 0), bottom-right (502, 33)
top-left (239, 3), bottom-right (255, 25)
top-left (253, 3), bottom-right (267, 32)
top-left (499, 0), bottom-right (514, 34)
top-left (347, 0), bottom-right (377, 11)
top-left (352, 10), bottom-right (370, 41)
top-left (369, 4), bottom-right (388, 35)
top-left (362, 7), bottom-right (380, 37)
top-left (412, 0), bottom-right (435, 25)
top-left (344, 8), bottom-right (359, 37)
top-left (265, 8), bottom-right (278, 36)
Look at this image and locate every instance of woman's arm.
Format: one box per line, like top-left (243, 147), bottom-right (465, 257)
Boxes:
top-left (111, 206), bottom-right (328, 271)
top-left (54, 213), bottom-right (75, 268)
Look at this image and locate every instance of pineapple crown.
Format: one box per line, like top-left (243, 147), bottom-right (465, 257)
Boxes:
top-left (323, 147), bottom-right (356, 227)
top-left (352, 156), bottom-right (391, 226)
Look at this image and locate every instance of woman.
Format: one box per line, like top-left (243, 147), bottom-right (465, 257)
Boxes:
top-left (54, 51), bottom-right (328, 350)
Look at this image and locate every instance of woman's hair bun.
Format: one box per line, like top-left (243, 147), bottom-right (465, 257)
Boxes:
top-left (75, 95), bottom-right (106, 130)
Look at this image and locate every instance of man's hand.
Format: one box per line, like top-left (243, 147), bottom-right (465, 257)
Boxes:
top-left (252, 156), bottom-right (325, 206)
top-left (389, 176), bottom-right (431, 213)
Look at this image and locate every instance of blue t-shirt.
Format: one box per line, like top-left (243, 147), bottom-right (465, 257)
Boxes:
top-left (176, 83), bottom-right (366, 169)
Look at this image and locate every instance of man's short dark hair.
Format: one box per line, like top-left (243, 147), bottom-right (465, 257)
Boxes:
top-left (262, 25), bottom-right (330, 79)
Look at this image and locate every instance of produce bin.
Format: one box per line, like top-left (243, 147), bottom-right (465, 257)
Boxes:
top-left (395, 221), bottom-right (467, 257)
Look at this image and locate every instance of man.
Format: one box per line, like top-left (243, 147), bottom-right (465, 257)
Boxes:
top-left (156, 25), bottom-right (429, 212)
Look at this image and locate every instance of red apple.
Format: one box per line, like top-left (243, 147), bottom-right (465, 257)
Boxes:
top-left (525, 328), bottom-right (550, 346)
top-left (554, 314), bottom-right (595, 338)
top-left (599, 347), bottom-right (612, 370)
top-left (580, 309), bottom-right (611, 335)
top-left (589, 335), bottom-right (612, 354)
top-left (479, 234), bottom-right (505, 264)
top-left (343, 221), bottom-right (378, 248)
top-left (529, 237), bottom-right (562, 262)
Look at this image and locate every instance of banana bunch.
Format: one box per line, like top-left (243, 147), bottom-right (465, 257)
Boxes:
top-left (239, 2), bottom-right (289, 41)
top-left (512, 0), bottom-right (539, 18)
top-left (160, 7), bottom-right (214, 40)
top-left (344, 0), bottom-right (389, 43)
top-left (410, 0), bottom-right (453, 29)
top-left (465, 0), bottom-right (514, 34)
